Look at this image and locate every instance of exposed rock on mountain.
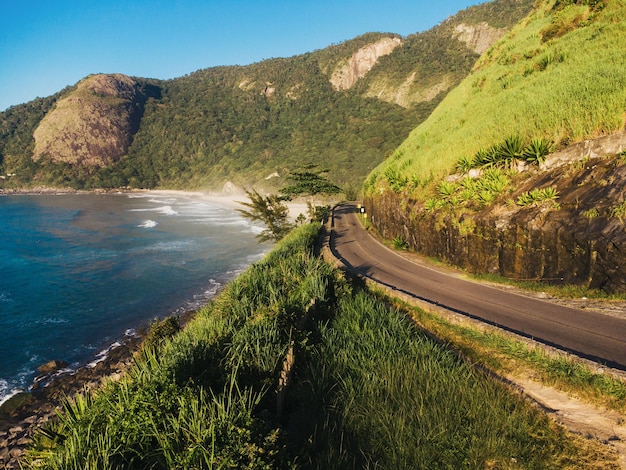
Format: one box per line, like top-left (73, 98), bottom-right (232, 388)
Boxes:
top-left (330, 37), bottom-right (402, 90)
top-left (32, 74), bottom-right (145, 167)
top-left (453, 22), bottom-right (505, 54)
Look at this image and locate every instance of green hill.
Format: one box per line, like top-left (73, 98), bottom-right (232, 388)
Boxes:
top-left (365, 0), bottom-right (626, 192)
top-left (0, 0), bottom-right (533, 193)
top-left (363, 0), bottom-right (626, 293)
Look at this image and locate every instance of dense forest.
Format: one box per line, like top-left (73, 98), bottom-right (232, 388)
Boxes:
top-left (0, 0), bottom-right (533, 193)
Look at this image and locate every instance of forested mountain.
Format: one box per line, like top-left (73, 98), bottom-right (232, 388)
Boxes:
top-left (0, 0), bottom-right (533, 193)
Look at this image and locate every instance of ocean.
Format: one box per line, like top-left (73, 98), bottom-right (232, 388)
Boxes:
top-left (0, 192), bottom-right (269, 405)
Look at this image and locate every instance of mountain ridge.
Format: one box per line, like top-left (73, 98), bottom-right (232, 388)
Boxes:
top-left (363, 0), bottom-right (626, 293)
top-left (0, 0), bottom-right (533, 192)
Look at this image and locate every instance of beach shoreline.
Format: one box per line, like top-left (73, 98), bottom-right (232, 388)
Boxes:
top-left (0, 186), bottom-right (310, 221)
top-left (0, 304), bottom-right (204, 468)
top-left (0, 188), bottom-right (310, 467)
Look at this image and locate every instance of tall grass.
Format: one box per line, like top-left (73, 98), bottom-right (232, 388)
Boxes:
top-left (23, 222), bottom-right (611, 468)
top-left (289, 290), bottom-right (594, 468)
top-left (24, 223), bottom-right (328, 469)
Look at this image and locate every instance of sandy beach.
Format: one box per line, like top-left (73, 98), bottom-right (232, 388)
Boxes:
top-left (147, 189), bottom-right (310, 222)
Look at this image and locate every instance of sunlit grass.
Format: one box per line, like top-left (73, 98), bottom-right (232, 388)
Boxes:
top-left (365, 0), bottom-right (626, 194)
top-left (381, 290), bottom-right (626, 414)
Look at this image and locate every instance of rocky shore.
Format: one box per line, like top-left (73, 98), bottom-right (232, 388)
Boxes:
top-left (0, 333), bottom-right (142, 468)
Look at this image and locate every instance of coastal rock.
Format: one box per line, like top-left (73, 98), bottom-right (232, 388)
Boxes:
top-left (37, 360), bottom-right (68, 375)
top-left (0, 332), bottom-right (143, 469)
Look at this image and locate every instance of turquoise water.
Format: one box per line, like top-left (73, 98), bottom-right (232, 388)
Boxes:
top-left (0, 192), bottom-right (268, 404)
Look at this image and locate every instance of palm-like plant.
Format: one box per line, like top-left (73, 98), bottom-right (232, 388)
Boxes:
top-left (523, 138), bottom-right (553, 165)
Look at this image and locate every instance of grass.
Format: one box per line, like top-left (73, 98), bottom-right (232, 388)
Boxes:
top-left (364, 0), bottom-right (626, 195)
top-left (386, 291), bottom-right (626, 414)
top-left (470, 271), bottom-right (626, 301)
top-left (291, 289), bottom-right (613, 468)
top-left (22, 223), bottom-right (619, 468)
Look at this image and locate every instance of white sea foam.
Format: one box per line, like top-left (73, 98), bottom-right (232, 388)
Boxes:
top-left (144, 240), bottom-right (194, 252)
top-left (0, 379), bottom-right (21, 408)
top-left (129, 205), bottom-right (178, 215)
top-left (149, 198), bottom-right (178, 204)
top-left (37, 317), bottom-right (69, 325)
top-left (139, 220), bottom-right (158, 228)
top-left (173, 278), bottom-right (224, 313)
top-left (87, 341), bottom-right (123, 369)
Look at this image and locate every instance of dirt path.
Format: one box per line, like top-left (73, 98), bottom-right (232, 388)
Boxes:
top-left (514, 376), bottom-right (626, 467)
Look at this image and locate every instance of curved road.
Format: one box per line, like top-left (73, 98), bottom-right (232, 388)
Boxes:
top-left (329, 203), bottom-right (626, 370)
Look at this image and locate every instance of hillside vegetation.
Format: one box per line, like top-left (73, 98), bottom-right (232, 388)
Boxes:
top-left (365, 0), bottom-right (626, 193)
top-left (22, 224), bottom-right (614, 468)
top-left (360, 0), bottom-right (626, 293)
top-left (0, 0), bottom-right (533, 192)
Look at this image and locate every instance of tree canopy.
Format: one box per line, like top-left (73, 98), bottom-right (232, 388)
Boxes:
top-left (279, 165), bottom-right (342, 199)
top-left (237, 189), bottom-right (294, 243)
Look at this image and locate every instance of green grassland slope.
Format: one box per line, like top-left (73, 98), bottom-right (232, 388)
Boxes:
top-left (363, 0), bottom-right (626, 293)
top-left (0, 0), bottom-right (533, 192)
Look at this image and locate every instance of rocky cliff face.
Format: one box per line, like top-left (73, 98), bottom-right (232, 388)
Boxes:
top-left (330, 37), bottom-right (402, 91)
top-left (32, 74), bottom-right (145, 167)
top-left (453, 22), bottom-right (506, 54)
top-left (365, 132), bottom-right (626, 293)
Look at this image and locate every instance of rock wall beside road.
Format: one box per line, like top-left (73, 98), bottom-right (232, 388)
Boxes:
top-left (365, 151), bottom-right (626, 293)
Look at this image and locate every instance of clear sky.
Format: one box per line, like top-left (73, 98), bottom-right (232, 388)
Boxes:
top-left (1, 0), bottom-right (481, 112)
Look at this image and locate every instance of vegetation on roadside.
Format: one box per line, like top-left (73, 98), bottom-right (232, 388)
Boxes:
top-left (385, 291), bottom-right (626, 415)
top-left (22, 224), bottom-right (616, 468)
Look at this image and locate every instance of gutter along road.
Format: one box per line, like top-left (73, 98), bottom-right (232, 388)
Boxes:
top-left (329, 203), bottom-right (626, 370)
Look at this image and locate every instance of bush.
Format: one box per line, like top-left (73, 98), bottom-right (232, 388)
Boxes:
top-left (517, 186), bottom-right (560, 206)
top-left (142, 315), bottom-right (180, 351)
top-left (523, 138), bottom-right (553, 165)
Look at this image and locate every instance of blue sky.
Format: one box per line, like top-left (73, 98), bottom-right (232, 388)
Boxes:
top-left (1, 1), bottom-right (481, 111)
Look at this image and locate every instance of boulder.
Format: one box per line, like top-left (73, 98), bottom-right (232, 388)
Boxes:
top-left (37, 360), bottom-right (68, 375)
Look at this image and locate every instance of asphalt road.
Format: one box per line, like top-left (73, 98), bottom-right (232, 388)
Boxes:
top-left (329, 203), bottom-right (626, 370)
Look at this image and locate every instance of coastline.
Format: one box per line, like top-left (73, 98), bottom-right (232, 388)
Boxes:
top-left (0, 305), bottom-right (202, 468)
top-left (0, 188), bottom-right (307, 467)
top-left (0, 329), bottom-right (142, 466)
top-left (0, 186), bottom-right (310, 221)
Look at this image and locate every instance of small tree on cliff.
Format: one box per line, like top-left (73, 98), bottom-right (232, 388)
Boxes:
top-left (279, 164), bottom-right (342, 199)
top-left (238, 189), bottom-right (294, 243)
top-left (280, 165), bottom-right (342, 223)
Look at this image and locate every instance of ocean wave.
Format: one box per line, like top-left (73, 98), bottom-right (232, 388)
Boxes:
top-left (129, 205), bottom-right (178, 215)
top-left (87, 341), bottom-right (123, 369)
top-left (143, 240), bottom-right (195, 252)
top-left (0, 379), bottom-right (21, 407)
top-left (0, 291), bottom-right (12, 302)
top-left (188, 217), bottom-right (247, 226)
top-left (245, 225), bottom-right (265, 235)
top-left (171, 279), bottom-right (224, 314)
top-left (35, 317), bottom-right (69, 325)
top-left (138, 220), bottom-right (158, 228)
top-left (148, 198), bottom-right (178, 205)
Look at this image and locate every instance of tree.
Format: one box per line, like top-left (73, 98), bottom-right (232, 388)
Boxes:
top-left (238, 189), bottom-right (294, 243)
top-left (279, 164), bottom-right (342, 199)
